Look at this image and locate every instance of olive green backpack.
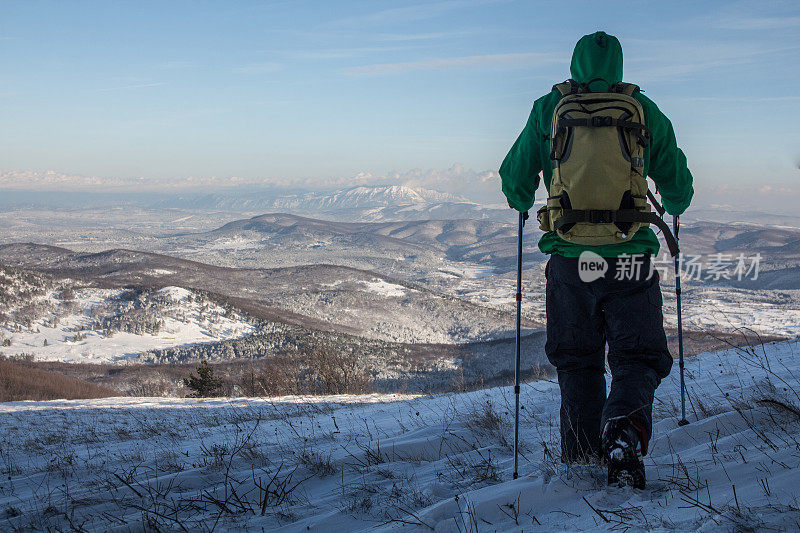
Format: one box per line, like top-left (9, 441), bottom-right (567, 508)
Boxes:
top-left (536, 79), bottom-right (678, 256)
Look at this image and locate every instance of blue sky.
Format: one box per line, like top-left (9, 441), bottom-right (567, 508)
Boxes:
top-left (1, 0), bottom-right (798, 201)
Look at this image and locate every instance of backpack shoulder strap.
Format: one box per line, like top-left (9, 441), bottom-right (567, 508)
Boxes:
top-left (554, 79), bottom-right (639, 96)
top-left (611, 82), bottom-right (641, 96)
top-left (552, 79), bottom-right (579, 96)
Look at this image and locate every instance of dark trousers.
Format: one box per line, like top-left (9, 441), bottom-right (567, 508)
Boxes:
top-left (545, 254), bottom-right (673, 462)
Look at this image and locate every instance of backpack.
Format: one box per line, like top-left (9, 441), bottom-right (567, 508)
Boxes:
top-left (536, 79), bottom-right (678, 256)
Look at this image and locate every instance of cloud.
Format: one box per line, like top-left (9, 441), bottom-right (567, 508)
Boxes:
top-left (625, 39), bottom-right (800, 83)
top-left (694, 182), bottom-right (800, 195)
top-left (681, 96), bottom-right (800, 103)
top-left (384, 164), bottom-right (507, 204)
top-left (98, 82), bottom-right (165, 92)
top-left (698, 0), bottom-right (800, 32)
top-left (370, 29), bottom-right (483, 43)
top-left (284, 29), bottom-right (484, 61)
top-left (757, 185), bottom-right (798, 195)
top-left (327, 0), bottom-right (506, 28)
top-left (345, 52), bottom-right (564, 75)
top-left (715, 16), bottom-right (800, 30)
top-left (0, 165), bottom-right (508, 204)
top-left (233, 62), bottom-right (284, 74)
top-left (0, 170), bottom-right (272, 192)
top-left (288, 46), bottom-right (412, 60)
top-left (156, 60), bottom-right (193, 70)
top-left (0, 169), bottom-right (379, 193)
top-left (278, 27), bottom-right (485, 62)
top-left (275, 164), bottom-right (507, 204)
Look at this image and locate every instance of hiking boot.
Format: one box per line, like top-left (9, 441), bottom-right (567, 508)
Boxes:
top-left (601, 416), bottom-right (645, 489)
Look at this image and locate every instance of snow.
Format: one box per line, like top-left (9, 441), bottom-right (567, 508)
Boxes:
top-left (438, 264), bottom-right (496, 279)
top-left (672, 293), bottom-right (800, 338)
top-left (361, 279), bottom-right (408, 297)
top-left (2, 339), bottom-right (800, 530)
top-left (0, 286), bottom-right (256, 363)
top-left (206, 236), bottom-right (262, 251)
top-left (146, 268), bottom-right (176, 276)
top-left (1, 393), bottom-right (420, 413)
top-left (158, 285), bottom-right (192, 301)
top-left (269, 185), bottom-right (473, 211)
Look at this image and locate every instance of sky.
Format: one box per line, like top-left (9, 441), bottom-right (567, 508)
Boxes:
top-left (1, 0), bottom-right (799, 204)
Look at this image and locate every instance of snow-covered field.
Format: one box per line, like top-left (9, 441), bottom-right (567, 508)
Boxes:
top-left (673, 287), bottom-right (800, 338)
top-left (2, 339), bottom-right (800, 531)
top-left (361, 279), bottom-right (410, 298)
top-left (448, 269), bottom-right (800, 339)
top-left (0, 286), bottom-right (256, 363)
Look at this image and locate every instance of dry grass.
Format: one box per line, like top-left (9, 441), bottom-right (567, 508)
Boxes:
top-left (1, 351), bottom-right (373, 401)
top-left (236, 348), bottom-right (373, 396)
top-left (0, 356), bottom-right (115, 402)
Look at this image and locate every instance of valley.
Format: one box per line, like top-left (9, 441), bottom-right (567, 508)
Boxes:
top-left (2, 185), bottom-right (799, 398)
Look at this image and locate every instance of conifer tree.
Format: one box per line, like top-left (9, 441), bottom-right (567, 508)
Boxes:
top-left (183, 360), bottom-right (223, 397)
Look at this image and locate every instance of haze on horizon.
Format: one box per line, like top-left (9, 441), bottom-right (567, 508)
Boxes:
top-left (1, 0), bottom-right (799, 204)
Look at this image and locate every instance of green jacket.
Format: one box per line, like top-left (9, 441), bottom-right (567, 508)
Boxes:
top-left (499, 31), bottom-right (694, 257)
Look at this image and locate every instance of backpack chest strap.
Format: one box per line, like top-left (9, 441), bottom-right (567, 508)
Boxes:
top-left (557, 116), bottom-right (651, 146)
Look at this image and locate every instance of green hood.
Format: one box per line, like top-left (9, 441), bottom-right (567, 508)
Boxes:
top-left (569, 31), bottom-right (623, 91)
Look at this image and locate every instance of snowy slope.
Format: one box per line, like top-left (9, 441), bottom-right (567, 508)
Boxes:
top-left (0, 285), bottom-right (256, 363)
top-left (2, 339), bottom-right (800, 530)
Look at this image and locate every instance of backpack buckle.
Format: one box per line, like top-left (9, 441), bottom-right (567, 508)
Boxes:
top-left (591, 116), bottom-right (613, 127)
top-left (586, 210), bottom-right (614, 223)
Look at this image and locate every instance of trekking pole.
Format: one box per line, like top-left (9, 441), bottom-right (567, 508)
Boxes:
top-left (513, 211), bottom-right (525, 479)
top-left (674, 215), bottom-right (689, 426)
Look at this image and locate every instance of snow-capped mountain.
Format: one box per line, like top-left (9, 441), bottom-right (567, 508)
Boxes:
top-left (267, 185), bottom-right (473, 210)
top-left (150, 185), bottom-right (513, 222)
top-left (263, 185), bottom-right (513, 222)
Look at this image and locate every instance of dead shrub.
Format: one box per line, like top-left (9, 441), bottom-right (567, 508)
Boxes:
top-left (237, 349), bottom-right (372, 396)
top-left (0, 357), bottom-right (115, 402)
top-left (307, 347), bottom-right (372, 395)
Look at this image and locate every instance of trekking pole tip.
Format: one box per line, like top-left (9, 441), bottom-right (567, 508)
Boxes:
top-left (678, 418), bottom-right (689, 427)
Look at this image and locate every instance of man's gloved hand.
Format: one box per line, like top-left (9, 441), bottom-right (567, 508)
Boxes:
top-left (507, 204), bottom-right (529, 226)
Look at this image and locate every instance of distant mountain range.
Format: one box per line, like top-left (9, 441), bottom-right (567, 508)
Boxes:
top-left (0, 242), bottom-right (533, 346)
top-left (268, 185), bottom-right (470, 209)
top-left (152, 185), bottom-right (516, 222)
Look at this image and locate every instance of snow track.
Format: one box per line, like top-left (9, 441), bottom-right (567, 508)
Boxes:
top-left (2, 340), bottom-right (800, 531)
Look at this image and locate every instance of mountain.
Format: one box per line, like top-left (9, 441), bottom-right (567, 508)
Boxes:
top-left (0, 265), bottom-right (258, 364)
top-left (151, 185), bottom-right (515, 222)
top-left (268, 185), bottom-right (470, 210)
top-left (0, 243), bottom-right (535, 346)
top-left (154, 212), bottom-right (545, 280)
top-left (266, 185), bottom-right (515, 222)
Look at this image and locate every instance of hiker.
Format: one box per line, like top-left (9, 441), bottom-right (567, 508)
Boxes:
top-left (499, 31), bottom-right (693, 487)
